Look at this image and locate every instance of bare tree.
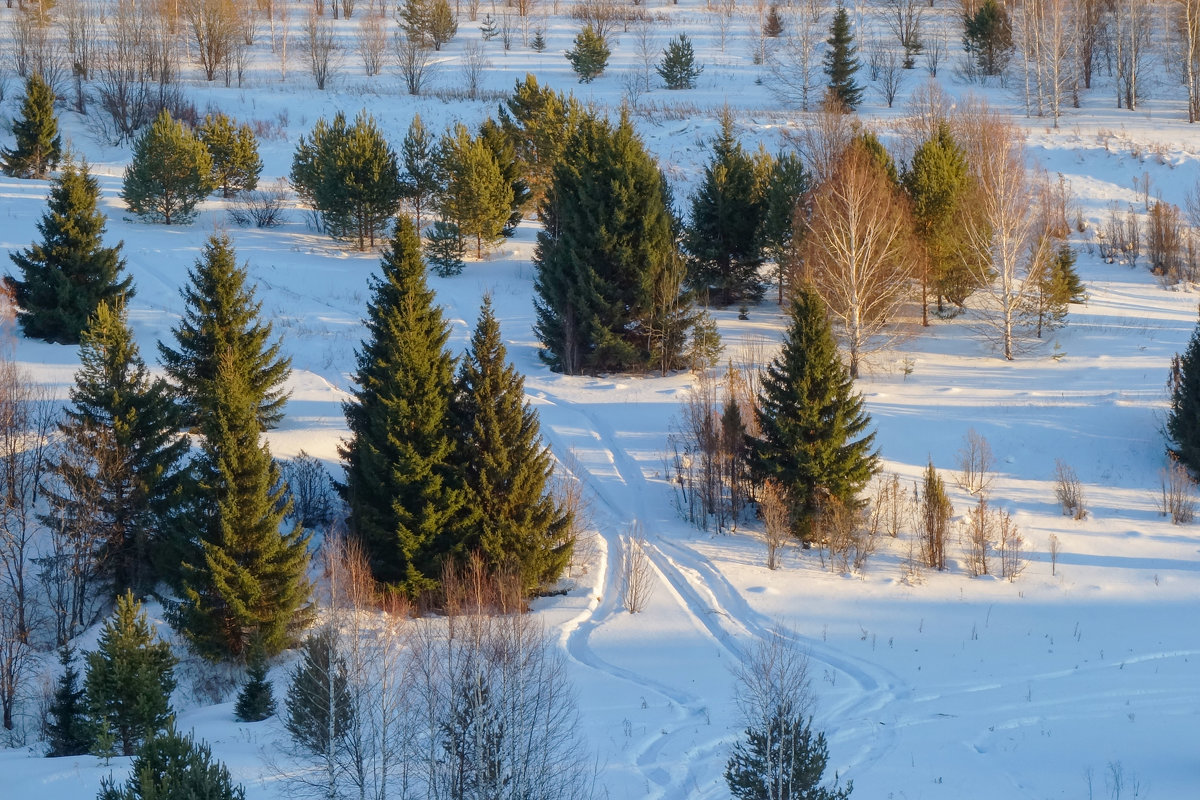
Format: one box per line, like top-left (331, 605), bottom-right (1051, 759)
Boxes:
top-left (305, 10), bottom-right (341, 90)
top-left (1048, 532), bottom-right (1060, 575)
top-left (760, 479), bottom-right (791, 570)
top-left (356, 10), bottom-right (387, 76)
top-left (882, 0), bottom-right (923, 68)
top-left (1113, 0), bottom-right (1151, 110)
top-left (1159, 460), bottom-right (1196, 524)
top-left (58, 0), bottom-right (98, 111)
top-left (185, 0), bottom-right (240, 82)
top-left (619, 521), bottom-right (654, 614)
top-left (460, 40), bottom-right (489, 99)
top-left (765, 0), bottom-right (823, 110)
top-left (1053, 459), bottom-right (1086, 519)
top-left (1179, 0), bottom-right (1200, 122)
top-left (955, 428), bottom-right (994, 496)
top-left (393, 31), bottom-right (435, 95)
top-left (875, 46), bottom-right (906, 106)
top-left (1015, 0), bottom-right (1072, 125)
top-left (961, 495), bottom-right (992, 577)
top-left (996, 509), bottom-right (1024, 581)
top-left (707, 0), bottom-right (739, 52)
top-left (922, 26), bottom-right (946, 76)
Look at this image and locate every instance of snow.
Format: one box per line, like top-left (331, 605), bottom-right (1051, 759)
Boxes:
top-left (2, 2), bottom-right (1199, 798)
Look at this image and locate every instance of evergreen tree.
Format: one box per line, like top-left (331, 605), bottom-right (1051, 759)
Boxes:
top-left (233, 644), bottom-right (275, 723)
top-left (497, 74), bottom-right (579, 208)
top-left (96, 725), bottom-right (246, 800)
top-left (1169, 309), bottom-right (1200, 476)
top-left (199, 113), bottom-right (262, 199)
top-left (963, 0), bottom-right (1013, 77)
top-left (566, 25), bottom-right (610, 83)
top-left (852, 131), bottom-right (898, 185)
top-left (46, 645), bottom-right (91, 757)
top-left (478, 118), bottom-right (532, 236)
top-left (158, 234), bottom-right (291, 431)
top-left (121, 110), bottom-right (215, 225)
top-left (340, 219), bottom-right (472, 594)
top-left (436, 123), bottom-right (514, 259)
top-left (425, 220), bottom-right (467, 277)
top-left (290, 111), bottom-right (404, 250)
top-left (1029, 242), bottom-right (1084, 338)
top-left (84, 591), bottom-right (177, 757)
top-left (657, 34), bottom-right (704, 90)
top-left (752, 287), bottom-right (879, 542)
top-left (400, 114), bottom-right (439, 231)
top-left (686, 108), bottom-right (767, 307)
top-left (452, 297), bottom-right (573, 595)
top-left (531, 28), bottom-right (547, 52)
top-left (759, 152), bottom-right (810, 304)
top-left (725, 706), bottom-right (853, 800)
top-left (48, 299), bottom-right (187, 597)
top-left (7, 158), bottom-right (132, 344)
top-left (534, 110), bottom-right (688, 374)
top-left (764, 5), bottom-right (785, 39)
top-left (823, 4), bottom-right (864, 111)
top-left (903, 123), bottom-right (975, 324)
top-left (1, 72), bottom-right (62, 179)
top-left (479, 12), bottom-right (500, 41)
top-left (284, 627), bottom-right (352, 758)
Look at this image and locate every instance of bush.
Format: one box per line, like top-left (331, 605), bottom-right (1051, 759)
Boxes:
top-left (97, 726), bottom-right (246, 800)
top-left (227, 180), bottom-right (289, 228)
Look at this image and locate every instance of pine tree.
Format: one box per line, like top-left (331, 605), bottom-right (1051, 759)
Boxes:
top-left (1029, 243), bottom-right (1084, 338)
top-left (823, 4), bottom-right (864, 111)
top-left (534, 110), bottom-right (688, 374)
top-left (452, 297), bottom-right (573, 595)
top-left (725, 706), bottom-right (853, 800)
top-left (752, 287), bottom-right (879, 542)
top-left (1, 72), bottom-right (62, 179)
top-left (340, 219), bottom-right (472, 594)
top-left (233, 644), bottom-right (275, 722)
top-left (657, 34), bottom-right (704, 90)
top-left (478, 118), bottom-right (532, 236)
top-left (686, 108), bottom-right (767, 307)
top-left (96, 725), bottom-right (246, 800)
top-left (566, 24), bottom-right (610, 83)
top-left (1169, 308), bottom-right (1200, 476)
top-left (7, 158), bottom-right (132, 344)
top-left (903, 123), bottom-right (975, 324)
top-left (284, 627), bottom-right (352, 758)
top-left (760, 152), bottom-right (810, 304)
top-left (427, 0), bottom-right (458, 50)
top-left (401, 114), bottom-right (439, 231)
top-left (48, 299), bottom-right (187, 597)
top-left (158, 234), bottom-right (291, 431)
top-left (84, 591), bottom-right (177, 757)
top-left (121, 110), bottom-right (215, 225)
top-left (498, 74), bottom-right (578, 208)
top-left (853, 131), bottom-right (898, 185)
top-left (46, 645), bottom-right (91, 757)
top-left (199, 113), bottom-right (263, 199)
top-left (963, 0), bottom-right (1013, 77)
top-left (436, 123), bottom-right (514, 259)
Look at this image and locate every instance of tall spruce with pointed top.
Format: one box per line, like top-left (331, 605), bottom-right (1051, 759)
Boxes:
top-left (121, 110), bottom-right (215, 225)
top-left (159, 234), bottom-right (291, 432)
top-left (760, 152), bottom-right (810, 304)
top-left (752, 286), bottom-right (878, 541)
top-left (823, 4), bottom-right (864, 111)
top-left (48, 299), bottom-right (187, 597)
top-left (452, 297), bottom-right (573, 595)
top-left (46, 645), bottom-right (90, 757)
top-left (1, 72), bottom-right (62, 179)
top-left (685, 108), bottom-right (767, 307)
top-left (340, 219), bottom-right (472, 594)
top-left (7, 159), bottom-right (132, 344)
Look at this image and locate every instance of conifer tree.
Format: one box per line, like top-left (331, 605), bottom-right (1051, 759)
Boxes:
top-left (7, 159), bottom-right (132, 344)
top-left (498, 74), bottom-right (578, 208)
top-left (436, 123), bottom-right (514, 259)
top-left (199, 113), bottom-right (263, 198)
top-left (233, 643), bottom-right (275, 723)
top-left (479, 118), bottom-right (531, 236)
top-left (46, 645), bottom-right (91, 757)
top-left (84, 592), bottom-right (177, 757)
top-left (284, 627), bottom-right (352, 758)
top-left (657, 34), bottom-right (704, 90)
top-left (752, 286), bottom-right (878, 541)
top-left (823, 4), bottom-right (864, 111)
top-left (685, 108), bottom-right (767, 307)
top-left (1169, 309), bottom-right (1200, 477)
top-left (1029, 243), bottom-right (1084, 337)
top-left (1, 72), bottom-right (62, 179)
top-left (903, 123), bottom-right (975, 325)
top-left (401, 114), bottom-right (439, 230)
top-left (534, 110), bottom-right (688, 374)
top-left (49, 299), bottom-right (187, 597)
top-left (340, 219), bottom-right (472, 594)
top-left (159, 234), bottom-right (291, 431)
top-left (425, 220), bottom-right (467, 277)
top-left (963, 0), bottom-right (1013, 76)
top-left (121, 110), bottom-right (215, 225)
top-left (566, 24), bottom-right (610, 83)
top-left (97, 725), bottom-right (246, 800)
top-left (452, 297), bottom-right (573, 595)
top-left (725, 706), bottom-right (852, 800)
top-left (759, 152), bottom-right (810, 304)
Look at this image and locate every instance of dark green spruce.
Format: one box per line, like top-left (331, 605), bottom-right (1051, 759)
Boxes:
top-left (1, 72), bottom-right (62, 179)
top-left (823, 4), bottom-right (864, 111)
top-left (46, 645), bottom-right (91, 757)
top-left (97, 725), bottom-right (246, 800)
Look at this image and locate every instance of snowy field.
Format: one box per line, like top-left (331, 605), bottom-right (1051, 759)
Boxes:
top-left (1, 2), bottom-right (1199, 798)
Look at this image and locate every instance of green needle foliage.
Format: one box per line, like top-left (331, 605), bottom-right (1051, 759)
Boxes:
top-left (436, 123), bottom-right (514, 259)
top-left (199, 113), bottom-right (262, 198)
top-left (46, 646), bottom-right (91, 757)
top-left (401, 114), bottom-right (439, 231)
top-left (1, 72), bottom-right (62, 179)
top-left (1168, 308), bottom-right (1200, 477)
top-left (7, 158), bottom-right (132, 344)
top-left (752, 287), bottom-right (878, 542)
top-left (233, 643), bottom-right (276, 722)
top-left (823, 4), bottom-right (863, 111)
top-left (566, 24), bottom-right (610, 83)
top-left (726, 706), bottom-right (853, 800)
top-left (97, 725), bottom-right (246, 800)
top-left (657, 34), bottom-right (703, 90)
top-left (121, 110), bottom-right (215, 225)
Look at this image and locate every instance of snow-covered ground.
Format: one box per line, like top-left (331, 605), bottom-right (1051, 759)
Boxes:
top-left (2, 3), bottom-right (1198, 798)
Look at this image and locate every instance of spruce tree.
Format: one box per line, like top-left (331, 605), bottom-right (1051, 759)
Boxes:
top-left (823, 4), bottom-right (864, 111)
top-left (340, 219), bottom-right (472, 594)
top-left (46, 645), bottom-right (91, 757)
top-left (159, 234), bottom-right (291, 431)
top-left (7, 158), bottom-right (132, 344)
top-left (1169, 309), bottom-right (1200, 477)
top-left (1, 72), bottom-right (62, 179)
top-left (425, 220), bottom-right (467, 277)
top-left (760, 152), bottom-right (810, 304)
top-left (534, 110), bottom-right (688, 374)
top-left (84, 592), bottom-right (177, 757)
top-left (566, 24), bottom-right (610, 83)
top-left (452, 297), bottom-right (573, 595)
top-left (96, 725), bottom-right (246, 800)
top-left (121, 110), bottom-right (215, 225)
top-left (685, 108), bottom-right (766, 307)
top-left (657, 34), bottom-right (704, 90)
top-left (48, 299), bottom-right (187, 597)
top-left (233, 644), bottom-right (276, 722)
top-left (1030, 243), bottom-right (1084, 338)
top-left (752, 286), bottom-right (879, 542)
top-left (903, 123), bottom-right (974, 324)
top-left (199, 113), bottom-right (262, 198)
top-left (400, 114), bottom-right (439, 230)
top-left (725, 706), bottom-right (852, 800)
top-left (963, 0), bottom-right (1013, 77)
top-left (436, 123), bottom-right (514, 259)
top-left (284, 627), bottom-right (352, 758)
